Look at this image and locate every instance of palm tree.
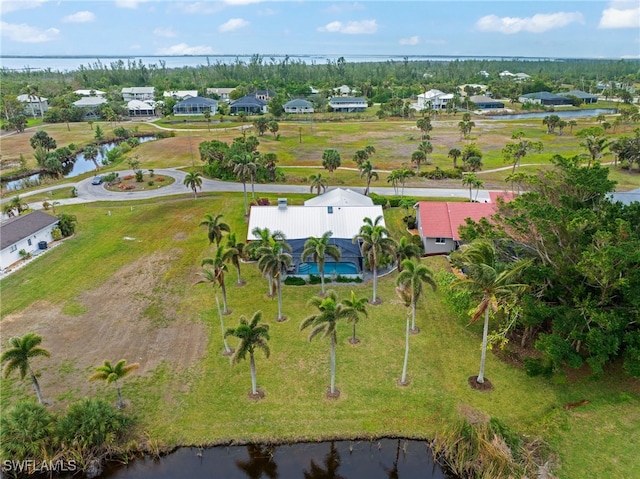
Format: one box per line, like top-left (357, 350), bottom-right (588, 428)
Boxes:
top-left (83, 145), bottom-right (100, 170)
top-left (411, 150), bottom-right (426, 173)
top-left (226, 232), bottom-right (247, 286)
top-left (353, 216), bottom-right (396, 304)
top-left (203, 109), bottom-right (211, 131)
top-left (396, 259), bottom-right (436, 333)
top-left (448, 148), bottom-right (462, 169)
top-left (359, 160), bottom-right (379, 196)
top-left (195, 260), bottom-right (233, 356)
top-left (418, 140), bottom-right (433, 165)
top-left (322, 149), bottom-right (341, 177)
top-left (200, 246), bottom-right (232, 314)
top-left (88, 359), bottom-right (139, 409)
top-left (396, 167), bottom-right (414, 197)
top-left (200, 213), bottom-right (230, 247)
top-left (309, 173), bottom-right (328, 195)
top-left (225, 311), bottom-right (270, 398)
top-left (257, 240), bottom-right (292, 321)
top-left (232, 154), bottom-right (255, 215)
top-left (462, 173), bottom-right (482, 202)
top-left (301, 290), bottom-right (356, 397)
top-left (302, 231), bottom-right (341, 295)
top-left (386, 170), bottom-right (400, 195)
top-left (580, 135), bottom-right (612, 166)
top-left (343, 290), bottom-right (368, 344)
top-left (1, 333), bottom-right (50, 404)
top-left (249, 227), bottom-right (286, 297)
top-left (396, 236), bottom-right (422, 272)
top-left (451, 239), bottom-right (530, 386)
top-left (395, 284), bottom-right (413, 385)
top-left (183, 170), bottom-right (203, 199)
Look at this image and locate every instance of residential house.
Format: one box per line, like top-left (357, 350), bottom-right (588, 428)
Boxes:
top-left (415, 192), bottom-right (513, 255)
top-left (499, 71), bottom-right (531, 81)
top-left (328, 97), bottom-right (367, 113)
top-left (560, 90), bottom-right (599, 104)
top-left (206, 87), bottom-right (236, 102)
top-left (283, 99), bottom-right (314, 114)
top-left (16, 94), bottom-right (49, 117)
top-left (72, 96), bottom-right (108, 119)
top-left (229, 96), bottom-right (267, 115)
top-left (172, 97), bottom-right (218, 115)
top-left (74, 89), bottom-right (105, 97)
top-left (518, 92), bottom-right (573, 106)
top-left (470, 95), bottom-right (505, 109)
top-left (333, 85), bottom-right (355, 96)
top-left (121, 87), bottom-right (155, 102)
top-left (253, 90), bottom-right (277, 101)
top-left (247, 190), bottom-right (383, 276)
top-left (1, 211), bottom-right (59, 270)
top-left (127, 100), bottom-right (156, 117)
top-left (163, 90), bottom-right (198, 100)
top-left (416, 89), bottom-right (454, 110)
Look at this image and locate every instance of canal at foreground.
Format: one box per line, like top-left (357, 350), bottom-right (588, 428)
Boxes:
top-left (99, 439), bottom-right (456, 479)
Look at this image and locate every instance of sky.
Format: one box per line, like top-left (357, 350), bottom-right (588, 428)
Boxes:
top-left (0, 0), bottom-right (638, 59)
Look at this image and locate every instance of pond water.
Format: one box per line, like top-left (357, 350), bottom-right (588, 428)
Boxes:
top-left (3, 136), bottom-right (155, 191)
top-left (97, 439), bottom-right (455, 479)
top-left (486, 108), bottom-right (616, 120)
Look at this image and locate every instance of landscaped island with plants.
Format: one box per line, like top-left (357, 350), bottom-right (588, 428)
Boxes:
top-left (1, 57), bottom-right (639, 479)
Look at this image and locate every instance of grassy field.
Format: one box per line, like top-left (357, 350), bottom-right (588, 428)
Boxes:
top-left (1, 194), bottom-right (639, 479)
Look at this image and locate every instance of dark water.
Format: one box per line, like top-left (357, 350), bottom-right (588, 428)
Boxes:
top-left (487, 108), bottom-right (616, 120)
top-left (4, 137), bottom-right (155, 191)
top-left (98, 440), bottom-right (454, 479)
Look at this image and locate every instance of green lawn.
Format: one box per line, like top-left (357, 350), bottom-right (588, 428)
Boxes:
top-left (1, 195), bottom-right (638, 479)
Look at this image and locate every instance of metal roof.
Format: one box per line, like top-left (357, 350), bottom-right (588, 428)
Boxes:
top-left (329, 97), bottom-right (366, 104)
top-left (304, 188), bottom-right (373, 207)
top-left (73, 97), bottom-right (107, 107)
top-left (284, 99), bottom-right (313, 108)
top-left (247, 205), bottom-right (384, 241)
top-left (560, 90), bottom-right (599, 99)
top-left (1, 211), bottom-right (58, 250)
top-left (231, 96), bottom-right (267, 107)
top-left (174, 96), bottom-right (218, 107)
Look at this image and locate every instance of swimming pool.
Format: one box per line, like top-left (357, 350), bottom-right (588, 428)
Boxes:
top-left (297, 262), bottom-right (359, 275)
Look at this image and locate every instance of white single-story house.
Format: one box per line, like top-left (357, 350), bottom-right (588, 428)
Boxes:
top-left (499, 71), bottom-right (531, 81)
top-left (121, 87), bottom-right (155, 102)
top-left (74, 89), bottom-right (105, 97)
top-left (230, 96), bottom-right (268, 115)
top-left (328, 97), bottom-right (367, 113)
top-left (163, 90), bottom-right (198, 100)
top-left (1, 211), bottom-right (59, 270)
top-left (72, 96), bottom-right (108, 119)
top-left (416, 89), bottom-right (454, 110)
top-left (16, 94), bottom-right (49, 117)
top-left (127, 100), bottom-right (156, 116)
top-left (206, 87), bottom-right (236, 102)
top-left (284, 99), bottom-right (314, 114)
top-left (172, 96), bottom-right (218, 115)
top-left (248, 191), bottom-right (384, 276)
top-left (415, 192), bottom-right (513, 255)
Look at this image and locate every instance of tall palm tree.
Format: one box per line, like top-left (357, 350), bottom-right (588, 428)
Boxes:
top-left (1, 333), bottom-right (50, 404)
top-left (343, 290), bottom-right (368, 344)
top-left (83, 145), bottom-right (100, 170)
top-left (232, 154), bottom-right (255, 215)
top-left (418, 140), bottom-right (433, 165)
top-left (359, 160), bottom-right (379, 196)
top-left (411, 150), bottom-right (426, 173)
top-left (448, 148), bottom-right (462, 169)
top-left (200, 246), bottom-right (232, 314)
top-left (386, 170), bottom-right (400, 195)
top-left (462, 173), bottom-right (482, 202)
top-left (183, 170), bottom-right (203, 199)
top-left (250, 227), bottom-right (286, 297)
top-left (353, 216), bottom-right (396, 304)
top-left (225, 311), bottom-right (270, 398)
top-left (226, 232), bottom-right (247, 286)
top-left (396, 236), bottom-right (422, 272)
top-left (396, 259), bottom-right (436, 333)
top-left (195, 261), bottom-right (233, 356)
top-left (257, 240), bottom-right (292, 321)
top-left (301, 290), bottom-right (356, 397)
top-left (309, 173), bottom-right (328, 195)
top-left (88, 359), bottom-right (139, 409)
top-left (395, 284), bottom-right (413, 385)
top-left (302, 231), bottom-right (341, 295)
top-left (451, 239), bottom-right (530, 386)
top-left (200, 213), bottom-right (230, 247)
top-left (580, 135), bottom-right (612, 166)
top-left (397, 167), bottom-right (414, 197)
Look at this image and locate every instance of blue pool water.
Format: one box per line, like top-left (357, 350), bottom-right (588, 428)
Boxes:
top-left (298, 262), bottom-right (359, 275)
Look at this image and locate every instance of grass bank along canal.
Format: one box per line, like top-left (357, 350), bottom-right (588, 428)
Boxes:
top-left (95, 439), bottom-right (455, 479)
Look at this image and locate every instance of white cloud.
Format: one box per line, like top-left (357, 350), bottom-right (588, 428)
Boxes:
top-left (0, 21), bottom-right (59, 43)
top-left (115, 0), bottom-right (149, 9)
top-left (475, 12), bottom-right (585, 34)
top-left (224, 0), bottom-right (262, 4)
top-left (219, 18), bottom-right (249, 32)
top-left (598, 2), bottom-right (640, 29)
top-left (0, 0), bottom-right (47, 15)
top-left (318, 19), bottom-right (378, 34)
top-left (173, 2), bottom-right (220, 15)
top-left (399, 35), bottom-right (419, 46)
top-left (323, 2), bottom-right (365, 14)
top-left (156, 43), bottom-right (215, 55)
top-left (154, 27), bottom-right (178, 38)
top-left (62, 11), bottom-right (95, 23)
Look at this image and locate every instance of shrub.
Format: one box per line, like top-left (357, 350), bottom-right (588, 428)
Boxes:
top-left (51, 227), bottom-right (62, 241)
top-left (284, 276), bottom-right (306, 286)
top-left (335, 275), bottom-right (363, 283)
top-left (18, 249), bottom-right (31, 260)
top-left (147, 180), bottom-right (154, 186)
top-left (57, 213), bottom-right (78, 237)
top-left (119, 142), bottom-right (131, 154)
top-left (402, 215), bottom-right (417, 229)
top-left (155, 130), bottom-right (175, 139)
top-left (0, 401), bottom-right (56, 465)
top-left (102, 172), bottom-right (119, 184)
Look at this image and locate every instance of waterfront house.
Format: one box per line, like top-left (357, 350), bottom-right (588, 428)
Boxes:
top-left (284, 99), bottom-right (314, 114)
top-left (172, 96), bottom-right (218, 115)
top-left (518, 92), bottom-right (573, 106)
top-left (230, 96), bottom-right (268, 115)
top-left (328, 97), bottom-right (367, 113)
top-left (121, 87), bottom-right (155, 102)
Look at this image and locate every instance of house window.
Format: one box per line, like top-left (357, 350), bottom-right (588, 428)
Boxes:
top-left (435, 238), bottom-right (446, 244)
top-left (10, 245), bottom-right (17, 253)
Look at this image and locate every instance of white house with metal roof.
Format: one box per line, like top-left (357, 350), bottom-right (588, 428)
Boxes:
top-left (284, 99), bottom-right (314, 114)
top-left (304, 188), bottom-right (373, 207)
top-left (74, 89), bottom-right (105, 97)
top-left (1, 211), bottom-right (59, 270)
top-left (17, 94), bottom-right (49, 117)
top-left (328, 97), bottom-right (367, 113)
top-left (121, 87), bottom-right (155, 101)
top-left (416, 89), bottom-right (454, 110)
top-left (163, 90), bottom-right (198, 100)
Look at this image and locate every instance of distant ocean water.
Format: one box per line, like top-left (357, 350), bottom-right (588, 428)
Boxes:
top-left (0, 54), bottom-right (566, 73)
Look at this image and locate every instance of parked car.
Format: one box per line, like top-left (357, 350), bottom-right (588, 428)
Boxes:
top-left (91, 176), bottom-right (103, 185)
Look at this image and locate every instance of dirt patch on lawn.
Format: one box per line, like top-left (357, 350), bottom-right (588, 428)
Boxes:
top-left (0, 251), bottom-right (209, 402)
